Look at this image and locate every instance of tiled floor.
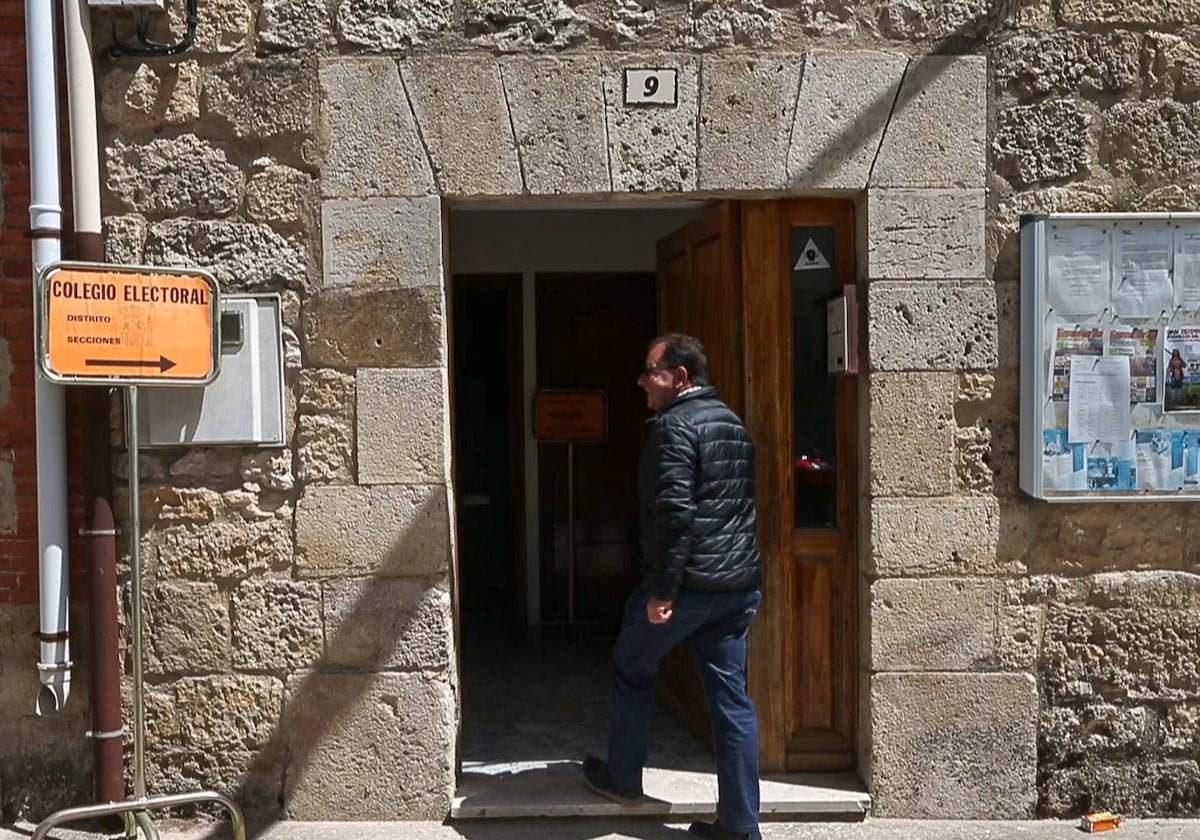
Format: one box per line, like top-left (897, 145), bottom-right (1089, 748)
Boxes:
top-left (455, 626), bottom-right (870, 820)
top-left (460, 628), bottom-right (713, 771)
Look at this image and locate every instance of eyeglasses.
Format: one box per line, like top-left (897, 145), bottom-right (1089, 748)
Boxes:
top-left (640, 363), bottom-right (672, 376)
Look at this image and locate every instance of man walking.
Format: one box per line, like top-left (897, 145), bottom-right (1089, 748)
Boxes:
top-left (583, 333), bottom-right (763, 840)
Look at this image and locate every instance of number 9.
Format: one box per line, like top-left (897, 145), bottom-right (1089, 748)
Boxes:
top-left (644, 75), bottom-right (659, 97)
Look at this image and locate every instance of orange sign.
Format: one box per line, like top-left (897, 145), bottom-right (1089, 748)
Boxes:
top-left (534, 391), bottom-right (607, 442)
top-left (38, 263), bottom-right (219, 385)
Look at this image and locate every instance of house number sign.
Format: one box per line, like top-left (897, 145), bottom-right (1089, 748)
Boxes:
top-left (623, 68), bottom-right (678, 106)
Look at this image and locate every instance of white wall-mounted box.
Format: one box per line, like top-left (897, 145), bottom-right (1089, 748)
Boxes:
top-left (138, 294), bottom-right (286, 447)
top-left (88, 0), bottom-right (164, 9)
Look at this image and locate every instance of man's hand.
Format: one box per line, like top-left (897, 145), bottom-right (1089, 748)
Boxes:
top-left (647, 597), bottom-right (674, 624)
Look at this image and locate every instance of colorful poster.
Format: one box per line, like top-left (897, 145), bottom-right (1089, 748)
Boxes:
top-left (1163, 325), bottom-right (1200, 413)
top-left (1042, 429), bottom-right (1086, 491)
top-left (1051, 326), bottom-right (1104, 402)
top-left (1107, 327), bottom-right (1158, 404)
top-left (1135, 430), bottom-right (1185, 491)
top-left (1086, 441), bottom-right (1137, 492)
top-left (1185, 431), bottom-right (1200, 492)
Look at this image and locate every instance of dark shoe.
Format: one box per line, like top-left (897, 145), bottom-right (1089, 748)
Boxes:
top-left (688, 819), bottom-right (762, 840)
top-left (580, 755), bottom-right (644, 805)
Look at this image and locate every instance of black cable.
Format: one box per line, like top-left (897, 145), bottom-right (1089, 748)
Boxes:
top-left (104, 0), bottom-right (196, 60)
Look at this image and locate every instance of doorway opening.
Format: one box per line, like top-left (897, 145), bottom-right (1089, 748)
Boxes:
top-left (447, 198), bottom-right (868, 819)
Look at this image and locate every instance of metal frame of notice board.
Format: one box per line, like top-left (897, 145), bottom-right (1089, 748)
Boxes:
top-left (1020, 212), bottom-right (1200, 502)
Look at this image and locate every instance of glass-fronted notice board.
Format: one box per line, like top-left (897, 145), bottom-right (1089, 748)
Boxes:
top-left (1020, 213), bottom-right (1200, 502)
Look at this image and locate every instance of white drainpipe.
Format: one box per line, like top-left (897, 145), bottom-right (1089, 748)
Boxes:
top-left (26, 0), bottom-right (71, 715)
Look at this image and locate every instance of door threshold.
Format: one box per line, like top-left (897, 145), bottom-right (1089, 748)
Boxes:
top-left (452, 760), bottom-right (870, 820)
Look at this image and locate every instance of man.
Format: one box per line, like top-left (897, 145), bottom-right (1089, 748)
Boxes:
top-left (582, 333), bottom-right (763, 840)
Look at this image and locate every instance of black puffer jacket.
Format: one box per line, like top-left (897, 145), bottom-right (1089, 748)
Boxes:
top-left (637, 386), bottom-right (761, 600)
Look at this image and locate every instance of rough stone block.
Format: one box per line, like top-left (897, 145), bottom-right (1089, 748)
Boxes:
top-left (868, 281), bottom-right (997, 372)
top-left (144, 675), bottom-right (283, 753)
top-left (336, 0), bottom-right (452, 51)
top-left (867, 372), bottom-right (956, 496)
top-left (1041, 760), bottom-right (1200, 817)
top-left (322, 579), bottom-right (451, 670)
top-left (204, 58), bottom-right (316, 141)
top-left (994, 100), bottom-right (1092, 188)
top-left (869, 496), bottom-right (1005, 576)
top-left (500, 57), bottom-right (609, 195)
top-left (993, 31), bottom-right (1140, 97)
top-left (464, 0), bottom-right (589, 50)
top-left (871, 578), bottom-right (999, 671)
top-left (144, 516), bottom-right (293, 580)
top-left (145, 219), bottom-right (306, 291)
top-left (996, 604), bottom-right (1044, 671)
top-left (232, 579), bottom-right (324, 670)
top-left (296, 414), bottom-right (354, 484)
top-left (1016, 503), bottom-right (1187, 576)
top-left (1060, 0), bottom-right (1200, 25)
top-left (304, 286), bottom-right (444, 369)
top-left (99, 61), bottom-right (202, 128)
top-left (106, 135), bottom-right (243, 217)
top-left (245, 161), bottom-right (312, 226)
top-left (603, 55), bottom-right (699, 193)
top-left (786, 51), bottom-right (907, 190)
top-left (1101, 101), bottom-right (1200, 185)
top-left (401, 57), bottom-right (522, 197)
top-left (870, 55), bottom-right (986, 189)
top-left (295, 484), bottom-right (450, 578)
top-left (240, 451), bottom-right (294, 492)
top-left (1145, 34), bottom-right (1200, 98)
top-left (318, 59), bottom-right (436, 199)
top-left (871, 672), bottom-right (1037, 817)
top-left (876, 0), bottom-right (993, 40)
top-left (1043, 605), bottom-right (1200, 704)
top-left (258, 0), bottom-right (335, 51)
top-left (357, 367), bottom-right (448, 484)
top-left (698, 54), bottom-right (802, 191)
top-left (868, 188), bottom-right (985, 280)
top-left (298, 369), bottom-right (354, 415)
top-left (142, 581), bottom-right (231, 675)
top-left (104, 214), bottom-right (148, 264)
top-left (686, 0), bottom-right (781, 49)
top-left (282, 672), bottom-right (454, 818)
top-left (321, 197), bottom-right (442, 289)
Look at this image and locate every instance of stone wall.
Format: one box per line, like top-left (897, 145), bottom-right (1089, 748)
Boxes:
top-left (84, 0), bottom-right (1200, 822)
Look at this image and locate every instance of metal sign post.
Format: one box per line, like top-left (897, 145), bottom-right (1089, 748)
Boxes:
top-left (532, 390), bottom-right (607, 627)
top-left (31, 262), bottom-right (245, 840)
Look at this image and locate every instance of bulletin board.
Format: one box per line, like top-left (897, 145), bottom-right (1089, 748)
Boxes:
top-left (1020, 213), bottom-right (1200, 502)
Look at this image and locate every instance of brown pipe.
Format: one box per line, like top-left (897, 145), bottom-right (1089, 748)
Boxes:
top-left (76, 230), bottom-right (124, 803)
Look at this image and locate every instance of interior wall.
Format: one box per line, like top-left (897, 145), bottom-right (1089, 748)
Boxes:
top-left (449, 204), bottom-right (710, 275)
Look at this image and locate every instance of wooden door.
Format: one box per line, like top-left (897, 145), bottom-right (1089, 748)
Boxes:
top-left (655, 204), bottom-right (745, 742)
top-left (655, 200), bottom-right (859, 773)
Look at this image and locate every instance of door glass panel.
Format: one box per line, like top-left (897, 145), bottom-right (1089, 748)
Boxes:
top-left (791, 225), bottom-right (839, 529)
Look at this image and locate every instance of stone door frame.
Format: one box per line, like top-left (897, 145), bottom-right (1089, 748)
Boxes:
top-left (315, 50), bottom-right (1025, 818)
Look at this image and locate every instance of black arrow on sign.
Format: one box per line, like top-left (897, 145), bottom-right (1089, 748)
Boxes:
top-left (85, 355), bottom-right (177, 372)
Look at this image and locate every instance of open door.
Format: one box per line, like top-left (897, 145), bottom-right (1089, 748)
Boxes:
top-left (655, 199), bottom-right (859, 773)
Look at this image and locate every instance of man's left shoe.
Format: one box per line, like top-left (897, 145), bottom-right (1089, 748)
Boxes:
top-left (688, 818), bottom-right (763, 840)
top-left (580, 755), bottom-right (644, 805)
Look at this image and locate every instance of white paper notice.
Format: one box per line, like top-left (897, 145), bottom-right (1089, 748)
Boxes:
top-left (1047, 225), bottom-right (1110, 315)
top-left (1174, 226), bottom-right (1200, 309)
top-left (1113, 224), bottom-right (1174, 317)
top-left (1067, 355), bottom-right (1131, 444)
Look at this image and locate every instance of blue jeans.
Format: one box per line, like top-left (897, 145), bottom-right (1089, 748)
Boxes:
top-left (606, 580), bottom-right (763, 833)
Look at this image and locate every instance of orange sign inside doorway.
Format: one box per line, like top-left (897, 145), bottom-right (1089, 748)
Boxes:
top-left (39, 264), bottom-right (219, 385)
top-left (534, 391), bottom-right (607, 442)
